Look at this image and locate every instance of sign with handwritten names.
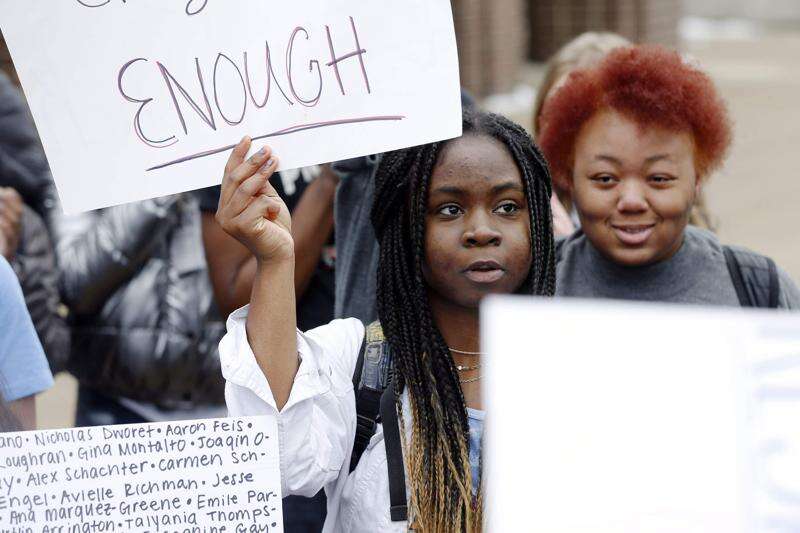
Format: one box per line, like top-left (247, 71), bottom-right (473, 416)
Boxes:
top-left (0, 416), bottom-right (283, 532)
top-left (0, 1), bottom-right (462, 213)
top-left (483, 297), bottom-right (800, 533)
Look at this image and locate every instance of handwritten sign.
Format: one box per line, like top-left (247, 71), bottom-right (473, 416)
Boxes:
top-left (0, 1), bottom-right (461, 213)
top-left (0, 416), bottom-right (283, 532)
top-left (482, 297), bottom-right (800, 532)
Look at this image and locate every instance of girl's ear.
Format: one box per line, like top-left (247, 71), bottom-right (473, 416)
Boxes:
top-left (694, 168), bottom-right (705, 198)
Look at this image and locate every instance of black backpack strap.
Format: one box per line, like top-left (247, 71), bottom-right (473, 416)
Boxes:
top-left (352, 332), bottom-right (367, 392)
top-left (349, 334), bottom-right (378, 472)
top-left (724, 245), bottom-right (782, 309)
top-left (766, 256), bottom-right (780, 309)
top-left (380, 383), bottom-right (408, 522)
top-left (350, 322), bottom-right (392, 473)
top-left (723, 245), bottom-right (753, 307)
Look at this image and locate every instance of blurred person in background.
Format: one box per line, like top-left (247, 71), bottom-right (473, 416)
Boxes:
top-left (49, 193), bottom-right (226, 427)
top-left (0, 69), bottom-right (70, 373)
top-left (198, 164), bottom-right (337, 532)
top-left (533, 32), bottom-right (716, 234)
top-left (0, 255), bottom-right (53, 429)
top-left (540, 45), bottom-right (800, 308)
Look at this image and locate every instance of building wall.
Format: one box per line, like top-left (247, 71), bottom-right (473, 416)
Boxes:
top-left (454, 0), bottom-right (529, 98)
top-left (528, 0), bottom-right (682, 61)
top-left (684, 0), bottom-right (800, 21)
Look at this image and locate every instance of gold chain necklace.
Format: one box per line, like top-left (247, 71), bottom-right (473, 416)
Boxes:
top-left (449, 346), bottom-right (483, 356)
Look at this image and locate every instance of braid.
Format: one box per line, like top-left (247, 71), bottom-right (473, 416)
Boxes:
top-left (371, 109), bottom-right (556, 532)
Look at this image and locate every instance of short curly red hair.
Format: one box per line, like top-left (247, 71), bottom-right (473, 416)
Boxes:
top-left (538, 45), bottom-right (732, 190)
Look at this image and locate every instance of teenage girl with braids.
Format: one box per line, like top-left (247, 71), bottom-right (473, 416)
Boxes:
top-left (217, 110), bottom-right (556, 532)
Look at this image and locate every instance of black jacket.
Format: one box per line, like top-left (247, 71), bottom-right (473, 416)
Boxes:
top-left (50, 195), bottom-right (225, 408)
top-left (10, 206), bottom-right (70, 372)
top-left (0, 70), bottom-right (57, 218)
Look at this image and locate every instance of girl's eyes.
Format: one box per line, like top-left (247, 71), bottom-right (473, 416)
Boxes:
top-left (437, 204), bottom-right (463, 217)
top-left (494, 202), bottom-right (520, 215)
top-left (436, 202), bottom-right (521, 217)
top-left (649, 174), bottom-right (677, 184)
top-left (590, 174), bottom-right (616, 185)
top-left (589, 174), bottom-right (677, 185)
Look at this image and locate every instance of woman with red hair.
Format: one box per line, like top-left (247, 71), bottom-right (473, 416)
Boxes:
top-left (540, 45), bottom-right (799, 307)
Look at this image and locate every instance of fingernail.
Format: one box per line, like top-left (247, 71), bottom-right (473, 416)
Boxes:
top-left (266, 158), bottom-right (275, 168)
top-left (257, 146), bottom-right (268, 156)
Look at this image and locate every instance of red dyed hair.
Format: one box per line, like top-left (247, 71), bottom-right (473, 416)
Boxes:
top-left (538, 45), bottom-right (732, 189)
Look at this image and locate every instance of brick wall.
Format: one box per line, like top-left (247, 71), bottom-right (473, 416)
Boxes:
top-left (528, 0), bottom-right (682, 61)
top-left (454, 0), bottom-right (529, 98)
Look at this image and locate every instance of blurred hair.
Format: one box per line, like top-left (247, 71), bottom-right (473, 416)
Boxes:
top-left (533, 32), bottom-right (632, 137)
top-left (538, 45), bottom-right (733, 192)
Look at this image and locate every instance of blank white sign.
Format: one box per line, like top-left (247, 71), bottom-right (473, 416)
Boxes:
top-left (482, 297), bottom-right (800, 533)
top-left (0, 0), bottom-right (461, 213)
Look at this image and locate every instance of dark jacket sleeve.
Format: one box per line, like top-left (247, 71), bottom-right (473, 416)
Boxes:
top-left (50, 196), bottom-right (179, 316)
top-left (11, 206), bottom-right (70, 373)
top-left (0, 70), bottom-right (53, 216)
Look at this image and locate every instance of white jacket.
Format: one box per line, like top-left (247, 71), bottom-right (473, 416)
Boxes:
top-left (221, 306), bottom-right (409, 532)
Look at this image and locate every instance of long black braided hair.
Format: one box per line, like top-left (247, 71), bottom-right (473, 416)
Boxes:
top-left (370, 109), bottom-right (556, 531)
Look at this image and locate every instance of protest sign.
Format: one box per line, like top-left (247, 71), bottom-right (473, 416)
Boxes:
top-left (0, 1), bottom-right (462, 213)
top-left (482, 297), bottom-right (800, 533)
top-left (0, 416), bottom-right (283, 532)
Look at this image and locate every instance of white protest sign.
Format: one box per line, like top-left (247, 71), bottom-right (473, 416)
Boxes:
top-left (0, 416), bottom-right (283, 532)
top-left (482, 297), bottom-right (800, 533)
top-left (0, 1), bottom-right (462, 213)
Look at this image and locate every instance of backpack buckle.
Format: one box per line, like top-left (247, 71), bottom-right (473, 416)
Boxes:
top-left (355, 413), bottom-right (378, 440)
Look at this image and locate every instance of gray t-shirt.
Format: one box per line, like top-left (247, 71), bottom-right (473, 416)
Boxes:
top-left (332, 156), bottom-right (382, 324)
top-left (556, 225), bottom-right (800, 308)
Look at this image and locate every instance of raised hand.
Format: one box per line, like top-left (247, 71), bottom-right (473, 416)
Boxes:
top-left (216, 137), bottom-right (292, 263)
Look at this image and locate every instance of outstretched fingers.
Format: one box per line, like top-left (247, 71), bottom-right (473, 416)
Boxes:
top-left (217, 157), bottom-right (279, 223)
top-left (221, 141), bottom-right (274, 208)
top-left (223, 135), bottom-right (251, 177)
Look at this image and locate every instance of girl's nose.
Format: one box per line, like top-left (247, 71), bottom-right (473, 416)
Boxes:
top-left (462, 214), bottom-right (502, 247)
top-left (616, 181), bottom-right (648, 214)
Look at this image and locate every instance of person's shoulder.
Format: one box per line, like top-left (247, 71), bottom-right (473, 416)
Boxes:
top-left (303, 318), bottom-right (366, 377)
top-left (0, 256), bottom-right (19, 295)
top-left (0, 257), bottom-right (30, 316)
top-left (684, 225), bottom-right (724, 253)
top-left (713, 235), bottom-right (800, 308)
top-left (556, 229), bottom-right (590, 263)
top-left (304, 318), bottom-right (365, 353)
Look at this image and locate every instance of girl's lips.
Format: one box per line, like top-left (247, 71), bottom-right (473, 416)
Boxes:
top-left (612, 224), bottom-right (655, 246)
top-left (464, 269), bottom-right (506, 283)
top-left (463, 260), bottom-right (506, 283)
